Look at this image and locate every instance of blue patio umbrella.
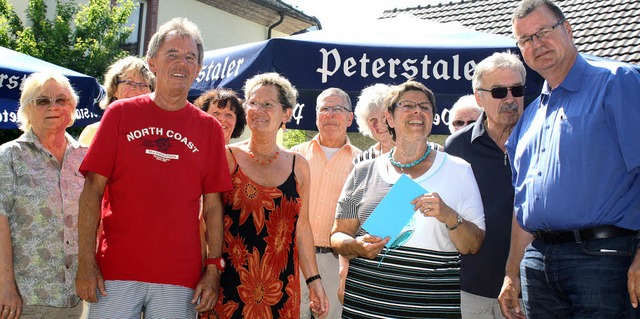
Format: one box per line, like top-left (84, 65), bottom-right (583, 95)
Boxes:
top-left (191, 16), bottom-right (545, 134)
top-left (0, 46), bottom-right (105, 130)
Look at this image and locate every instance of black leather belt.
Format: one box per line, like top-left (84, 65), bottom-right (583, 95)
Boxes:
top-left (315, 246), bottom-right (333, 254)
top-left (533, 225), bottom-right (637, 244)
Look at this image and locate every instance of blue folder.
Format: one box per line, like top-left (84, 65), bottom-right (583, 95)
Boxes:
top-left (362, 174), bottom-right (427, 243)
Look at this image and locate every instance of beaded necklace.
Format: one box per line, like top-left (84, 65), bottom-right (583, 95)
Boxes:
top-left (248, 149), bottom-right (280, 165)
top-left (388, 144), bottom-right (431, 169)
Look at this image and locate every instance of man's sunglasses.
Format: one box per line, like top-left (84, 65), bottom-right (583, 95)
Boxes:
top-left (477, 85), bottom-right (526, 99)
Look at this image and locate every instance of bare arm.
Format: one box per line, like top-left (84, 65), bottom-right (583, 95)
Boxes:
top-left (498, 214), bottom-right (532, 319)
top-left (330, 218), bottom-right (389, 260)
top-left (295, 154), bottom-right (329, 318)
top-left (0, 215), bottom-right (22, 318)
top-left (412, 192), bottom-right (485, 255)
top-left (75, 172), bottom-right (108, 302)
top-left (192, 193), bottom-right (224, 312)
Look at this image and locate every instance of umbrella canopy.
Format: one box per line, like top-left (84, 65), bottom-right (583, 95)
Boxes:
top-left (0, 46), bottom-right (105, 130)
top-left (190, 16), bottom-right (544, 134)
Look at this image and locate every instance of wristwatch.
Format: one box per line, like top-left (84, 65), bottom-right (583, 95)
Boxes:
top-left (204, 257), bottom-right (226, 271)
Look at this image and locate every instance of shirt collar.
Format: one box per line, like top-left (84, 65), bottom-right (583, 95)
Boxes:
top-left (542, 53), bottom-right (586, 95)
top-left (469, 111), bottom-right (488, 143)
top-left (17, 129), bottom-right (83, 150)
top-left (310, 133), bottom-right (356, 151)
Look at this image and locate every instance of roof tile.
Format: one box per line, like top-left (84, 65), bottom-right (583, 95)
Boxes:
top-left (382, 0), bottom-right (640, 64)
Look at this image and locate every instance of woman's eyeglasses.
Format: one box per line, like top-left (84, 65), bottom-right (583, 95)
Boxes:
top-left (477, 85), bottom-right (526, 99)
top-left (395, 100), bottom-right (432, 113)
top-left (32, 97), bottom-right (71, 107)
top-left (452, 120), bottom-right (476, 128)
top-left (117, 80), bottom-right (151, 91)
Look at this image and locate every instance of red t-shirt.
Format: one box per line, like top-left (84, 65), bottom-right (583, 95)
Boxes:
top-left (80, 94), bottom-right (231, 289)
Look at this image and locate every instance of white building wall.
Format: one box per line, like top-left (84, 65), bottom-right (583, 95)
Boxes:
top-left (9, 0), bottom-right (290, 52)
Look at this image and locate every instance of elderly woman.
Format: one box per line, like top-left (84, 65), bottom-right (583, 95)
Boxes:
top-left (353, 83), bottom-right (393, 163)
top-left (0, 72), bottom-right (87, 318)
top-left (78, 56), bottom-right (155, 145)
top-left (331, 80), bottom-right (485, 318)
top-left (448, 94), bottom-right (482, 134)
top-left (194, 88), bottom-right (246, 144)
top-left (201, 73), bottom-right (328, 319)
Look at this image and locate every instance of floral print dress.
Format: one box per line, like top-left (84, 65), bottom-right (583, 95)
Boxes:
top-left (202, 152), bottom-right (301, 319)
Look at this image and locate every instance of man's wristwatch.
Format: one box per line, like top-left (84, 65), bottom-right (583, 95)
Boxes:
top-left (204, 257), bottom-right (226, 271)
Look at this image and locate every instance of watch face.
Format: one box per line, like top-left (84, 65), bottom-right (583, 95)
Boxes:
top-left (219, 258), bottom-right (226, 268)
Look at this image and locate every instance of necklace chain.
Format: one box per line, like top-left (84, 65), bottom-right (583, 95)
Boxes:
top-left (249, 149), bottom-right (280, 165)
top-left (388, 144), bottom-right (431, 169)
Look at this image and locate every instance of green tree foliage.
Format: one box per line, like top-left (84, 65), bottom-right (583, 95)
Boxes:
top-left (0, 1), bottom-right (23, 48)
top-left (283, 129), bottom-right (307, 149)
top-left (0, 0), bottom-right (136, 81)
top-left (0, 0), bottom-right (136, 143)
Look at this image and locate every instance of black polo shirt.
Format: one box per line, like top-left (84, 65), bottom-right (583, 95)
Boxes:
top-left (444, 112), bottom-right (515, 298)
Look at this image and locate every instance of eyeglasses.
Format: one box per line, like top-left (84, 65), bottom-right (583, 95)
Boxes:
top-left (117, 80), bottom-right (151, 91)
top-left (32, 97), bottom-right (71, 107)
top-left (395, 100), bottom-right (432, 113)
top-left (516, 19), bottom-right (565, 49)
top-left (452, 120), bottom-right (476, 128)
top-left (245, 100), bottom-right (280, 110)
top-left (477, 85), bottom-right (526, 99)
top-left (317, 106), bottom-right (348, 114)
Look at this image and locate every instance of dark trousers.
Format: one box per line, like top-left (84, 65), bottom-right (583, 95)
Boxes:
top-left (521, 235), bottom-right (640, 318)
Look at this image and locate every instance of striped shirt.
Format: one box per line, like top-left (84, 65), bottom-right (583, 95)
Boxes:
top-left (337, 151), bottom-right (485, 318)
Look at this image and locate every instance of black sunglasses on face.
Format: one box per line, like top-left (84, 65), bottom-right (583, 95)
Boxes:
top-left (478, 85), bottom-right (526, 99)
top-left (452, 120), bottom-right (476, 128)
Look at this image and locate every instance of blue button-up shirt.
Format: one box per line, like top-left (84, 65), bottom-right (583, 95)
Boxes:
top-left (506, 54), bottom-right (640, 232)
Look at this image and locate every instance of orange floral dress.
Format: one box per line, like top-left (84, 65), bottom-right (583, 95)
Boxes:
top-left (201, 153), bottom-right (301, 319)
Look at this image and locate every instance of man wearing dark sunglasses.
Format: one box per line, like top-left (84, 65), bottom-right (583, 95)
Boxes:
top-left (445, 51), bottom-right (526, 319)
top-left (500, 1), bottom-right (640, 319)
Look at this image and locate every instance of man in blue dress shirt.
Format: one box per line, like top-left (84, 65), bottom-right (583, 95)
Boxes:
top-left (498, 0), bottom-right (640, 318)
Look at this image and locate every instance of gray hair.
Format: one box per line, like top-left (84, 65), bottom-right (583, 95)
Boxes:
top-left (511, 0), bottom-right (566, 27)
top-left (354, 83), bottom-right (391, 137)
top-left (472, 51), bottom-right (526, 92)
top-left (146, 17), bottom-right (204, 66)
top-left (18, 72), bottom-right (79, 132)
top-left (316, 87), bottom-right (352, 112)
top-left (448, 94), bottom-right (482, 134)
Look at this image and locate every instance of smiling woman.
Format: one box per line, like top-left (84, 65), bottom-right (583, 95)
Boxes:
top-left (330, 80), bottom-right (485, 319)
top-left (0, 72), bottom-right (88, 317)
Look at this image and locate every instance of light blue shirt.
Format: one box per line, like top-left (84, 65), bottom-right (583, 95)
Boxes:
top-left (506, 54), bottom-right (640, 232)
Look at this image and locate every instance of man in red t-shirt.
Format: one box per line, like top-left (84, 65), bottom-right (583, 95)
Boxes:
top-left (75, 18), bottom-right (231, 318)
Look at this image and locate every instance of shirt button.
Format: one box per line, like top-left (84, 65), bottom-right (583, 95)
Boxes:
top-left (66, 241), bottom-right (70, 245)
top-left (545, 125), bottom-right (550, 129)
top-left (541, 148), bottom-right (546, 152)
top-left (535, 196), bottom-right (540, 201)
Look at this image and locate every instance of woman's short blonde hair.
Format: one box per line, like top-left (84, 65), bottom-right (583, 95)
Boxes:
top-left (17, 72), bottom-right (79, 132)
top-left (243, 72), bottom-right (298, 122)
